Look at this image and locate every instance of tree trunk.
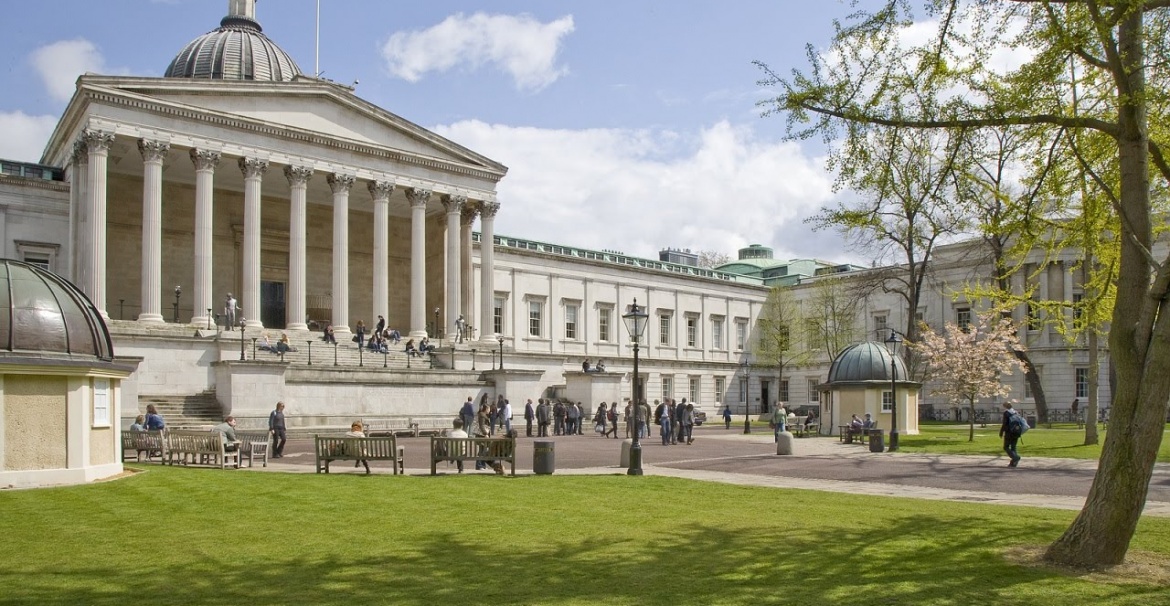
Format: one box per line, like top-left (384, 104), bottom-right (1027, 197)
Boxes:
top-left (1045, 13), bottom-right (1168, 568)
top-left (1084, 330), bottom-right (1099, 446)
top-left (968, 398), bottom-right (975, 442)
top-left (1015, 351), bottom-right (1047, 423)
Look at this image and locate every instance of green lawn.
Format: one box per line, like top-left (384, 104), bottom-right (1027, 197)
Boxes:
top-left (901, 424), bottom-right (1170, 463)
top-left (1, 466), bottom-right (1168, 605)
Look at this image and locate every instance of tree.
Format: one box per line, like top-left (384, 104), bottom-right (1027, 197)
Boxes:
top-left (805, 275), bottom-right (864, 361)
top-left (757, 0), bottom-right (1170, 567)
top-left (754, 286), bottom-right (814, 403)
top-left (913, 314), bottom-right (1026, 441)
top-left (697, 250), bottom-right (733, 269)
top-left (807, 126), bottom-right (969, 362)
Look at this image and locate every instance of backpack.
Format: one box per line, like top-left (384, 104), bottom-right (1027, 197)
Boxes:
top-left (1008, 411), bottom-right (1030, 437)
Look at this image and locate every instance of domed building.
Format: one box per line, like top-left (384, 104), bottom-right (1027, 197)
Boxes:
top-left (820, 341), bottom-right (920, 437)
top-left (164, 0), bottom-right (301, 82)
top-left (0, 260), bottom-right (138, 489)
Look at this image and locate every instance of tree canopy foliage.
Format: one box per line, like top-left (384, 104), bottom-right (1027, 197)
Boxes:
top-left (757, 0), bottom-right (1170, 567)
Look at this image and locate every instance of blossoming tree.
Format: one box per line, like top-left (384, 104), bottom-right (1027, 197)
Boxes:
top-left (913, 314), bottom-right (1025, 442)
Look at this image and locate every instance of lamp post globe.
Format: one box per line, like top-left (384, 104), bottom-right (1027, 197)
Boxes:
top-left (622, 298), bottom-right (649, 476)
top-left (885, 329), bottom-right (903, 452)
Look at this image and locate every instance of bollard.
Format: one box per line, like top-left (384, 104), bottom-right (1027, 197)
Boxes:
top-left (620, 439), bottom-right (633, 467)
top-left (776, 431), bottom-right (794, 455)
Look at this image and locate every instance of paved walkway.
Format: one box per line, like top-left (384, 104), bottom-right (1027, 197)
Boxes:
top-left (251, 427), bottom-right (1170, 518)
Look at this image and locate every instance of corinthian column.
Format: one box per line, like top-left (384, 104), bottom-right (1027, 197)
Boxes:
top-left (137, 139), bottom-right (170, 323)
top-left (83, 129), bottom-right (115, 318)
top-left (479, 200), bottom-right (500, 343)
top-left (328, 173), bottom-right (355, 339)
top-left (238, 157), bottom-right (268, 329)
top-left (285, 165), bottom-right (313, 331)
top-left (406, 187), bottom-right (431, 339)
top-left (369, 180), bottom-right (394, 329)
top-left (441, 194), bottom-right (465, 341)
top-left (460, 204), bottom-right (479, 334)
top-left (69, 141), bottom-right (88, 286)
top-left (190, 149), bottom-right (219, 328)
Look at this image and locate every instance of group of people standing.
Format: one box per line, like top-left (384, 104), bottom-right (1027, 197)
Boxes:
top-left (525, 398), bottom-right (609, 437)
top-left (653, 398), bottom-right (698, 445)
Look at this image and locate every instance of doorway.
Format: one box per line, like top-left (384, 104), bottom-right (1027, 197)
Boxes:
top-left (261, 281), bottom-right (286, 329)
top-left (761, 381), bottom-right (771, 413)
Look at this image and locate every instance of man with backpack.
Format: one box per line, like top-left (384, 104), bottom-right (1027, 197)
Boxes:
top-left (999, 401), bottom-right (1028, 467)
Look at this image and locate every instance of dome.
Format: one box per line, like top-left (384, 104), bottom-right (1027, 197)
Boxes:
top-left (164, 3), bottom-right (301, 82)
top-left (0, 260), bottom-right (114, 360)
top-left (826, 341), bottom-right (908, 384)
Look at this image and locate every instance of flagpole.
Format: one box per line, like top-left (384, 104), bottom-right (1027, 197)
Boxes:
top-left (315, 0), bottom-right (321, 76)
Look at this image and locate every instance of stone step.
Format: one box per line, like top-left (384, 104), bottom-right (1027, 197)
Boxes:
top-left (137, 391), bottom-right (223, 426)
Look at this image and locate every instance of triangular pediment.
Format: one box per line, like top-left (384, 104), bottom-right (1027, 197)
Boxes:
top-left (60, 76), bottom-right (506, 177)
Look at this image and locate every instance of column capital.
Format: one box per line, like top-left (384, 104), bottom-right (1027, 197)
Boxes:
top-left (189, 149), bottom-right (221, 172)
top-left (82, 129), bottom-right (115, 153)
top-left (367, 180), bottom-right (395, 201)
top-left (441, 193), bottom-right (467, 214)
top-left (137, 139), bottom-right (170, 164)
top-left (284, 165), bottom-right (314, 186)
top-left (327, 172), bottom-right (355, 194)
top-left (238, 157), bottom-right (269, 179)
top-left (71, 140), bottom-right (89, 165)
top-left (406, 187), bottom-right (432, 208)
top-left (479, 200), bottom-right (501, 219)
top-left (461, 204), bottom-right (480, 226)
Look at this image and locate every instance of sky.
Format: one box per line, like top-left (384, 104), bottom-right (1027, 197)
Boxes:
top-left (0, 0), bottom-right (888, 265)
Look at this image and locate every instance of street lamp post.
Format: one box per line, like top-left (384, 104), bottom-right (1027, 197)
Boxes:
top-left (622, 298), bottom-right (649, 476)
top-left (742, 358), bottom-right (752, 434)
top-left (173, 286), bottom-right (182, 324)
top-left (471, 348), bottom-right (477, 371)
top-left (434, 307), bottom-right (440, 340)
top-left (497, 336), bottom-right (505, 370)
top-left (238, 317), bottom-right (246, 361)
top-left (885, 329), bottom-right (903, 452)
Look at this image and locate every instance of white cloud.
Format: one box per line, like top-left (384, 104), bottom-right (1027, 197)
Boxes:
top-left (433, 120), bottom-right (836, 261)
top-left (29, 39), bottom-right (110, 103)
top-left (0, 111), bottom-right (58, 163)
top-left (381, 13), bottom-right (574, 91)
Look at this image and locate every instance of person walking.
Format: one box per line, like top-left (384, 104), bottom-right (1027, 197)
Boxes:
top-left (594, 402), bottom-right (608, 437)
top-left (502, 398), bottom-right (513, 435)
top-left (524, 399), bottom-right (535, 437)
top-left (460, 396), bottom-right (475, 439)
top-left (999, 401), bottom-right (1023, 467)
top-left (771, 403), bottom-right (788, 443)
top-left (268, 401), bottom-right (287, 458)
top-left (682, 402), bottom-right (696, 444)
top-left (722, 404), bottom-right (733, 429)
top-left (660, 400), bottom-right (673, 446)
top-left (605, 403), bottom-right (619, 438)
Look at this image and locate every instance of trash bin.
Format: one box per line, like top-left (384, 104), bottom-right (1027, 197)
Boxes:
top-left (533, 441), bottom-right (555, 475)
top-left (868, 430), bottom-right (885, 453)
top-left (1026, 415), bottom-right (1037, 429)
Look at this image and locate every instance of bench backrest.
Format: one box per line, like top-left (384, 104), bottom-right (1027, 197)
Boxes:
top-left (165, 429), bottom-right (225, 454)
top-left (314, 435), bottom-right (397, 458)
top-left (235, 430), bottom-right (270, 448)
top-left (430, 436), bottom-right (515, 460)
top-left (123, 430), bottom-right (165, 449)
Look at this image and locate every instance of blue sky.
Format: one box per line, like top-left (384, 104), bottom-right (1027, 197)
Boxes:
top-left (0, 0), bottom-right (880, 264)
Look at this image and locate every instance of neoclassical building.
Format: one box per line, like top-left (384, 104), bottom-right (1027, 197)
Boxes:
top-left (0, 1), bottom-right (1112, 434)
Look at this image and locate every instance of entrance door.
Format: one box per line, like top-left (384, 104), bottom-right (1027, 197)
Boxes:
top-left (260, 281), bottom-right (286, 329)
top-left (761, 381), bottom-right (771, 413)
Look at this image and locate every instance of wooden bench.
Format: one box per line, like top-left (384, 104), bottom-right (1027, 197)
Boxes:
top-left (411, 416), bottom-right (451, 437)
top-left (235, 430), bottom-right (271, 468)
top-left (838, 425), bottom-right (879, 444)
top-left (364, 417), bottom-right (418, 438)
top-left (430, 436), bottom-right (516, 476)
top-left (122, 429), bottom-right (165, 462)
top-left (164, 430), bottom-right (240, 469)
top-left (314, 435), bottom-right (404, 475)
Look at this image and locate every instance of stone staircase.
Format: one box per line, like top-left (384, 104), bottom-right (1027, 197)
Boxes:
top-left (136, 391), bottom-right (224, 428)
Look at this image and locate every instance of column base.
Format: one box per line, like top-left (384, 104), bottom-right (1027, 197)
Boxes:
top-left (285, 322), bottom-right (308, 331)
top-left (191, 315), bottom-right (212, 330)
top-left (137, 313), bottom-right (165, 324)
top-left (409, 330), bottom-right (428, 340)
top-left (245, 319), bottom-right (264, 330)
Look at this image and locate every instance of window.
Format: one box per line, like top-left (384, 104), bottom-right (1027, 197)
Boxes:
top-left (689, 376), bottom-right (700, 402)
top-left (807, 378), bottom-right (820, 403)
top-left (914, 307), bottom-right (925, 327)
top-left (493, 296), bottom-right (505, 335)
top-left (1026, 301), bottom-right (1041, 331)
top-left (1075, 367), bottom-right (1089, 399)
top-left (1072, 293), bottom-right (1084, 321)
top-left (882, 390), bottom-right (894, 413)
top-left (92, 378), bottom-right (110, 427)
top-left (779, 379), bottom-right (789, 403)
top-left (598, 307), bottom-right (611, 342)
top-left (873, 314), bottom-right (888, 338)
top-left (735, 319), bottom-right (747, 350)
top-left (739, 377), bottom-right (748, 404)
top-left (956, 307), bottom-right (972, 332)
top-left (659, 313), bottom-right (672, 346)
top-left (715, 377), bottom-right (726, 403)
top-left (662, 376), bottom-right (673, 400)
top-left (528, 300), bottom-right (543, 337)
top-left (712, 317), bottom-right (724, 350)
top-left (564, 303), bottom-right (579, 340)
top-left (16, 242), bottom-right (58, 273)
top-left (686, 316), bottom-right (698, 347)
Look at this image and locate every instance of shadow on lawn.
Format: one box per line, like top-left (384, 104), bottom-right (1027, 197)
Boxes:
top-left (4, 515), bottom-right (1163, 605)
